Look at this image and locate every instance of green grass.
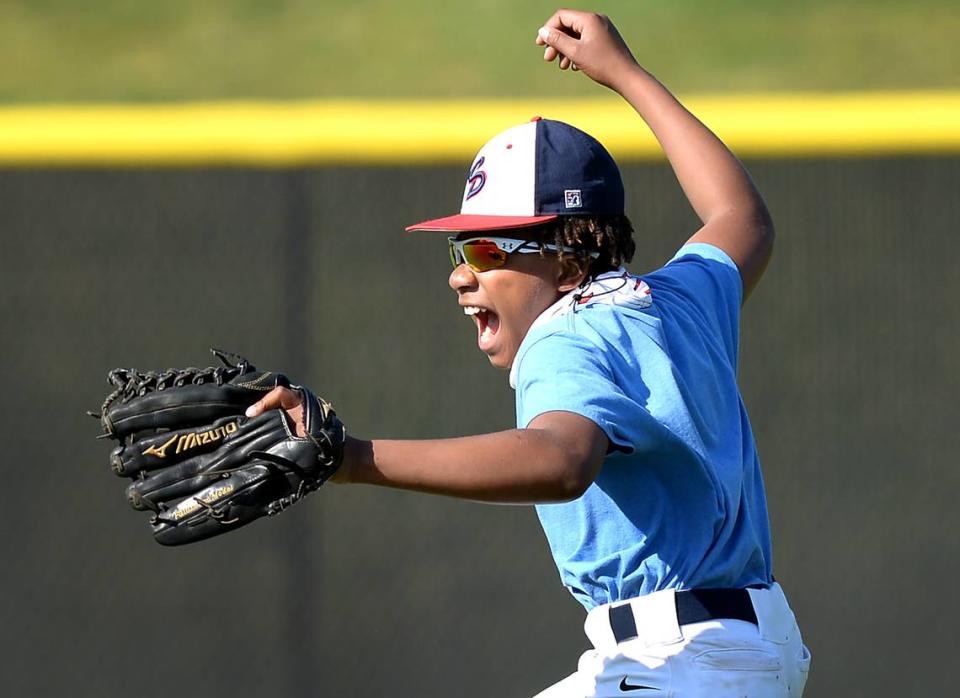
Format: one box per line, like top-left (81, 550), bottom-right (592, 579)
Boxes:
top-left (1, 0), bottom-right (957, 103)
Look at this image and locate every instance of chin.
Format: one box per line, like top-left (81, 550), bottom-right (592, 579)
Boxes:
top-left (484, 349), bottom-right (514, 371)
top-left (488, 357), bottom-right (510, 370)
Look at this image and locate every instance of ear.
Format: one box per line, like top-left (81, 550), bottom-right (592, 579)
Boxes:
top-left (556, 256), bottom-right (589, 292)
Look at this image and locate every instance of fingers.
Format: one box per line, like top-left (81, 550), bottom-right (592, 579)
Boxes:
top-left (536, 9), bottom-right (593, 71)
top-left (542, 7), bottom-right (590, 38)
top-left (537, 24), bottom-right (578, 64)
top-left (534, 10), bottom-right (636, 88)
top-left (540, 34), bottom-right (578, 71)
top-left (245, 386), bottom-right (303, 418)
top-left (245, 390), bottom-right (276, 418)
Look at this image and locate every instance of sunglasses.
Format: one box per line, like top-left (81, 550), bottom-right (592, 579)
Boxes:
top-left (448, 236), bottom-right (595, 272)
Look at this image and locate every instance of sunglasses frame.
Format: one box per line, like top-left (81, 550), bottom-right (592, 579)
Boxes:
top-left (447, 236), bottom-right (597, 272)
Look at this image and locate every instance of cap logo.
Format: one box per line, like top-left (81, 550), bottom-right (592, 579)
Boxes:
top-left (564, 189), bottom-right (582, 208)
top-left (465, 156), bottom-right (487, 201)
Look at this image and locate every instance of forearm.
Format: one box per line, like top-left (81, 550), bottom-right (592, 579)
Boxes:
top-left (338, 428), bottom-right (594, 504)
top-left (249, 391), bottom-right (606, 503)
top-left (612, 66), bottom-right (767, 226)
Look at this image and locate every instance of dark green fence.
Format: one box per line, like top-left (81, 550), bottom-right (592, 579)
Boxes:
top-left (1, 157), bottom-right (956, 697)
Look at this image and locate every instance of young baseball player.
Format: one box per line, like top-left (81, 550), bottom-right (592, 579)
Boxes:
top-left (248, 9), bottom-right (810, 697)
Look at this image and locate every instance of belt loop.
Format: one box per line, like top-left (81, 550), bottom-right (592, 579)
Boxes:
top-left (747, 582), bottom-right (792, 645)
top-left (609, 590), bottom-right (683, 647)
top-left (609, 603), bottom-right (638, 643)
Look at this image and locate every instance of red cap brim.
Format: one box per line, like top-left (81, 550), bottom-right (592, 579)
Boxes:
top-left (405, 213), bottom-right (558, 233)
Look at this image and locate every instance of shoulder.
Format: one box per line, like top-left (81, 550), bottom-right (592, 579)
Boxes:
top-left (670, 241), bottom-right (741, 269)
top-left (512, 306), bottom-right (665, 393)
top-left (510, 310), bottom-right (675, 452)
top-left (642, 242), bottom-right (744, 366)
top-left (644, 243), bottom-right (743, 319)
top-left (648, 243), bottom-right (742, 294)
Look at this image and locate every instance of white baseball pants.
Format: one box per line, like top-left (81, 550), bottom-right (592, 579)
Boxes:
top-left (532, 583), bottom-right (810, 697)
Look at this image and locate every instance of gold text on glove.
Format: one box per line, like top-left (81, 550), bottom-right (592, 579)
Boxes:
top-left (141, 421), bottom-right (239, 459)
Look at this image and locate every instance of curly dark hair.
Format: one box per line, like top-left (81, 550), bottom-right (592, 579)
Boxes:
top-left (531, 214), bottom-right (636, 277)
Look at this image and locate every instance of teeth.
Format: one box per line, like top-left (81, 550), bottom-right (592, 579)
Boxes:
top-left (463, 306), bottom-right (485, 316)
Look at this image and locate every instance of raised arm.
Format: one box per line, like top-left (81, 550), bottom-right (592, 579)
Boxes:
top-left (536, 10), bottom-right (774, 299)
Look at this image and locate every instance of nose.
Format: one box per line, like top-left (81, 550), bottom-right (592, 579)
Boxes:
top-left (448, 263), bottom-right (478, 294)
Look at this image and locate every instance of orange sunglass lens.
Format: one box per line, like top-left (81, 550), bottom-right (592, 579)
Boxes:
top-left (462, 241), bottom-right (507, 271)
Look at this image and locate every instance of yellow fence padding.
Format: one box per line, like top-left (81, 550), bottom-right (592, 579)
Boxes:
top-left (1, 91), bottom-right (958, 166)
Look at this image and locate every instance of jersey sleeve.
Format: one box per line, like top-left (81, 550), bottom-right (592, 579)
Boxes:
top-left (514, 329), bottom-right (660, 454)
top-left (646, 242), bottom-right (744, 367)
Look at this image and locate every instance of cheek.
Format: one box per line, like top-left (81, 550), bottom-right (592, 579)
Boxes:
top-left (505, 280), bottom-right (555, 333)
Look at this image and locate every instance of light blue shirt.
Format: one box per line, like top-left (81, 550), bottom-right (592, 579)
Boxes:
top-left (513, 243), bottom-right (773, 610)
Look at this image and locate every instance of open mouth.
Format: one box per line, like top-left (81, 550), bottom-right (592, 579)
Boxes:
top-left (463, 305), bottom-right (500, 351)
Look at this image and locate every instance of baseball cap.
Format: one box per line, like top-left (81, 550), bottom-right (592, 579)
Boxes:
top-left (405, 117), bottom-right (624, 233)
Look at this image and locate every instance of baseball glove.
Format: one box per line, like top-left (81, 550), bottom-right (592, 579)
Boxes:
top-left (90, 349), bottom-right (345, 546)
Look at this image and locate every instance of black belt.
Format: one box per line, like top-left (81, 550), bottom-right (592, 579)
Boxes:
top-left (609, 588), bottom-right (758, 644)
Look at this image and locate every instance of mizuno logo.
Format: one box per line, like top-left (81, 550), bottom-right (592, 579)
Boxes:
top-left (142, 434), bottom-right (177, 459)
top-left (141, 421), bottom-right (239, 459)
top-left (174, 421), bottom-right (239, 455)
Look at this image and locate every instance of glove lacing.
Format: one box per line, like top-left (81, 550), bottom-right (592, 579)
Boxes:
top-left (90, 350), bottom-right (251, 419)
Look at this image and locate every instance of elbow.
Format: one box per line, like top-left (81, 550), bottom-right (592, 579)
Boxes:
top-left (741, 203), bottom-right (775, 274)
top-left (552, 455), bottom-right (601, 502)
top-left (758, 206), bottom-right (775, 259)
top-left (524, 414), bottom-right (607, 502)
top-left (554, 475), bottom-right (591, 502)
top-left (756, 218), bottom-right (775, 272)
top-left (741, 196), bottom-right (774, 250)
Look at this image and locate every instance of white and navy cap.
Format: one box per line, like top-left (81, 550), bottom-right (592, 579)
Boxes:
top-left (406, 117), bottom-right (624, 232)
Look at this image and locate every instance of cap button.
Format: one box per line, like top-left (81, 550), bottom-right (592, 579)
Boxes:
top-left (529, 116), bottom-right (542, 122)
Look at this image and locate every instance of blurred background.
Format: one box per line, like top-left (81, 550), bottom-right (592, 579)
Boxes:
top-left (1, 2), bottom-right (958, 697)
top-left (2, 0), bottom-right (957, 99)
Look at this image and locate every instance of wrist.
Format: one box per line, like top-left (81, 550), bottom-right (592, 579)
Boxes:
top-left (607, 61), bottom-right (651, 94)
top-left (331, 435), bottom-right (370, 485)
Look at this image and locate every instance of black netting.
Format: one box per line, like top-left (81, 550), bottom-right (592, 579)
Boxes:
top-left (0, 159), bottom-right (956, 697)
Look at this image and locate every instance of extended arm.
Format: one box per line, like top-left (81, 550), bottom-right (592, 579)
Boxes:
top-left (247, 388), bottom-right (608, 503)
top-left (536, 10), bottom-right (774, 299)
